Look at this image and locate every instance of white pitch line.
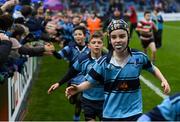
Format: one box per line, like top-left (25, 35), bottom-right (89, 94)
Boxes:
top-left (140, 75), bottom-right (168, 99)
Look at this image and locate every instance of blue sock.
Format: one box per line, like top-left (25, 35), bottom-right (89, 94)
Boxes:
top-left (73, 115), bottom-right (80, 121)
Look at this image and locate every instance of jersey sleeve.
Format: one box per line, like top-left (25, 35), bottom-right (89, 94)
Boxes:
top-left (85, 62), bottom-right (104, 85)
top-left (58, 66), bottom-right (80, 86)
top-left (73, 60), bottom-right (81, 72)
top-left (142, 54), bottom-right (155, 73)
top-left (57, 46), bottom-right (71, 59)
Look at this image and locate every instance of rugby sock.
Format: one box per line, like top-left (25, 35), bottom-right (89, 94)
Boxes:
top-left (73, 115), bottom-right (80, 121)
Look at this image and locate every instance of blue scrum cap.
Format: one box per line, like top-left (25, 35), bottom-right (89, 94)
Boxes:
top-left (107, 19), bottom-right (129, 34)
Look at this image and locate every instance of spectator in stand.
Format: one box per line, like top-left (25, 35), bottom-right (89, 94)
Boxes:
top-left (0, 0), bottom-right (18, 15)
top-left (108, 0), bottom-right (124, 14)
top-left (86, 11), bottom-right (102, 34)
top-left (72, 15), bottom-right (81, 27)
top-left (0, 34), bottom-right (12, 83)
top-left (136, 11), bottom-right (157, 63)
top-left (0, 12), bottom-right (16, 68)
top-left (139, 0), bottom-right (146, 11)
top-left (125, 6), bottom-right (138, 38)
top-left (79, 21), bottom-right (90, 44)
top-left (0, 34), bottom-right (12, 67)
top-left (10, 24), bottom-right (55, 56)
top-left (103, 7), bottom-right (124, 32)
top-left (58, 14), bottom-right (74, 47)
top-left (103, 7), bottom-right (124, 50)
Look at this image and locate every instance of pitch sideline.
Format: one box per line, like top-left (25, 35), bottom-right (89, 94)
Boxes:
top-left (140, 75), bottom-right (168, 99)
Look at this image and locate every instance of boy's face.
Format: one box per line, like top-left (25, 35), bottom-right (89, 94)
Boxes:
top-left (114, 9), bottom-right (121, 17)
top-left (73, 30), bottom-right (85, 45)
top-left (72, 17), bottom-right (80, 25)
top-left (110, 29), bottom-right (128, 53)
top-left (88, 37), bottom-right (103, 55)
top-left (144, 13), bottom-right (151, 21)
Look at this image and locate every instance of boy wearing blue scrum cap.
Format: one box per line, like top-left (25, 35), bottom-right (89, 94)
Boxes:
top-left (53, 25), bottom-right (90, 67)
top-left (65, 19), bottom-right (171, 121)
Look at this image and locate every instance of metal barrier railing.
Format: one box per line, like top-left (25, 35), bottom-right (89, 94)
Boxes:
top-left (7, 57), bottom-right (38, 121)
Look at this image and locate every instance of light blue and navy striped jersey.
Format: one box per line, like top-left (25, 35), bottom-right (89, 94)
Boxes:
top-left (157, 93), bottom-right (180, 121)
top-left (58, 21), bottom-right (74, 43)
top-left (151, 14), bottom-right (163, 30)
top-left (138, 93), bottom-right (180, 121)
top-left (85, 49), bottom-right (155, 119)
top-left (72, 53), bottom-right (104, 100)
top-left (57, 42), bottom-right (90, 66)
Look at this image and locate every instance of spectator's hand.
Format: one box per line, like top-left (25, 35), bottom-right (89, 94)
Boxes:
top-left (48, 83), bottom-right (59, 94)
top-left (0, 33), bottom-right (10, 41)
top-left (161, 81), bottom-right (171, 94)
top-left (44, 42), bottom-right (55, 52)
top-left (43, 51), bottom-right (53, 55)
top-left (1, 0), bottom-right (17, 12)
top-left (45, 21), bottom-right (58, 35)
top-left (65, 84), bottom-right (78, 99)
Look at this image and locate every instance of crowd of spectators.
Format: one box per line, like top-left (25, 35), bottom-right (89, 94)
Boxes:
top-left (58, 0), bottom-right (180, 17)
top-left (0, 0), bottom-right (55, 84)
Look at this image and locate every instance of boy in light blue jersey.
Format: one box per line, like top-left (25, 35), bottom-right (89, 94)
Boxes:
top-left (48, 31), bottom-right (105, 121)
top-left (73, 31), bottom-right (105, 121)
top-left (53, 25), bottom-right (90, 67)
top-left (65, 19), bottom-right (171, 121)
top-left (49, 25), bottom-right (89, 121)
top-left (152, 8), bottom-right (164, 48)
top-left (138, 93), bottom-right (180, 121)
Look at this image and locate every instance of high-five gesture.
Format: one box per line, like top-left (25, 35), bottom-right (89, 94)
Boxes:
top-left (44, 42), bottom-right (55, 55)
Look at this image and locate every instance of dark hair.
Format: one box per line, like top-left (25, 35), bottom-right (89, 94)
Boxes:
top-left (20, 0), bottom-right (31, 5)
top-left (154, 7), bottom-right (160, 13)
top-left (89, 31), bottom-right (103, 41)
top-left (73, 26), bottom-right (87, 35)
top-left (11, 24), bottom-right (25, 37)
top-left (144, 10), bottom-right (151, 16)
top-left (21, 5), bottom-right (32, 17)
top-left (0, 13), bottom-right (14, 31)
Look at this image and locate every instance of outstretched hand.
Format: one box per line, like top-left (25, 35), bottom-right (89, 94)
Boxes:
top-left (65, 84), bottom-right (79, 99)
top-left (0, 33), bottom-right (10, 41)
top-left (44, 42), bottom-right (55, 55)
top-left (47, 82), bottom-right (59, 94)
top-left (44, 42), bottom-right (55, 52)
top-left (161, 81), bottom-right (171, 95)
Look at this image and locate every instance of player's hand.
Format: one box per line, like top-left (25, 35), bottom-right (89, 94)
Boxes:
top-left (65, 84), bottom-right (78, 99)
top-left (48, 83), bottom-right (59, 94)
top-left (161, 81), bottom-right (171, 94)
top-left (1, 0), bottom-right (17, 11)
